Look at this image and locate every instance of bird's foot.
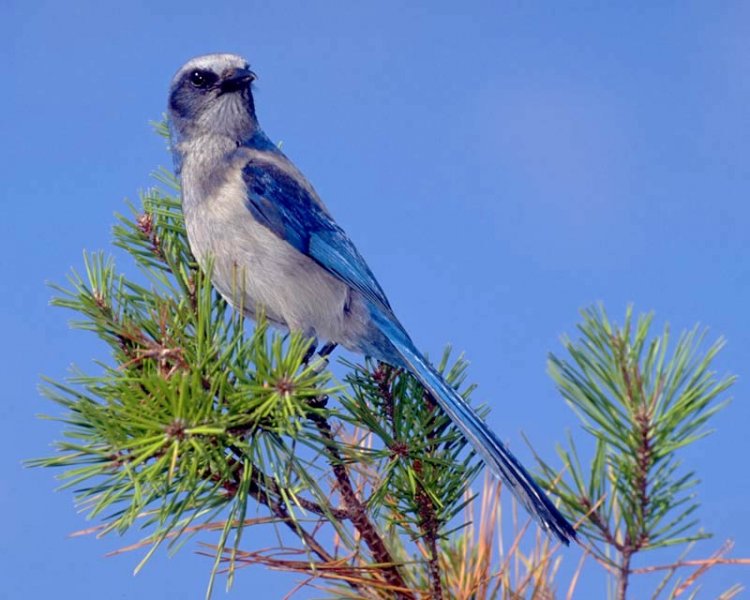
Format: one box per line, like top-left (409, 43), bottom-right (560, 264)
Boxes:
top-left (310, 342), bottom-right (337, 375)
top-left (301, 340), bottom-right (338, 374)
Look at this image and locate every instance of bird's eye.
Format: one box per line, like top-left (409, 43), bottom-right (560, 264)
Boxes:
top-left (188, 70), bottom-right (216, 89)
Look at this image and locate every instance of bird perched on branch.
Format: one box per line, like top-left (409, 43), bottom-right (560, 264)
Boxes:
top-left (167, 53), bottom-right (576, 544)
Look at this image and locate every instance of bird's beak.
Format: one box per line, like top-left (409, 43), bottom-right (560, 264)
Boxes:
top-left (220, 67), bottom-right (257, 93)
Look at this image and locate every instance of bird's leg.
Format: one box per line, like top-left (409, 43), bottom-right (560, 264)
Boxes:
top-left (318, 341), bottom-right (337, 359)
top-left (301, 337), bottom-right (319, 366)
top-left (306, 342), bottom-right (339, 410)
top-left (302, 339), bottom-right (337, 373)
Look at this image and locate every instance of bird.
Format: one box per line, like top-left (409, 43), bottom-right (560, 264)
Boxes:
top-left (167, 53), bottom-right (576, 544)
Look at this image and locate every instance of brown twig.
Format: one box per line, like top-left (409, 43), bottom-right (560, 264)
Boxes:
top-left (219, 453), bottom-right (337, 567)
top-left (413, 458), bottom-right (443, 599)
top-left (612, 335), bottom-right (656, 599)
top-left (617, 547), bottom-right (632, 600)
top-left (215, 546), bottom-right (417, 596)
top-left (309, 409), bottom-right (415, 600)
top-left (632, 557), bottom-right (750, 574)
top-left (228, 454), bottom-right (349, 521)
top-left (581, 496), bottom-right (622, 552)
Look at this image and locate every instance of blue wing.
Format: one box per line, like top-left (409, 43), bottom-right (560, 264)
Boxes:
top-left (241, 151), bottom-right (392, 312)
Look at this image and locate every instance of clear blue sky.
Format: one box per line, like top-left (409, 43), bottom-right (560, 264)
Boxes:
top-left (3, 1), bottom-right (749, 598)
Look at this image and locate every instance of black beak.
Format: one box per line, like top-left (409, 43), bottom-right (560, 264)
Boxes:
top-left (220, 67), bottom-right (256, 93)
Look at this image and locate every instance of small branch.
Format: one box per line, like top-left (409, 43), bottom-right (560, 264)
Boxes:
top-left (414, 458), bottom-right (443, 600)
top-left (309, 410), bottom-right (415, 600)
top-left (633, 404), bottom-right (652, 545)
top-left (581, 497), bottom-right (623, 552)
top-left (253, 485), bottom-right (332, 566)
top-left (373, 363), bottom-right (397, 437)
top-left (632, 557), bottom-right (750, 574)
top-left (224, 548), bottom-right (417, 596)
top-left (617, 547), bottom-right (632, 600)
top-left (614, 335), bottom-right (653, 600)
top-left (211, 453), bottom-right (362, 594)
top-left (425, 533), bottom-right (442, 600)
top-left (295, 494), bottom-right (350, 521)
top-left (375, 364), bottom-right (446, 598)
top-left (227, 450), bottom-right (350, 521)
top-left (632, 538), bottom-right (750, 599)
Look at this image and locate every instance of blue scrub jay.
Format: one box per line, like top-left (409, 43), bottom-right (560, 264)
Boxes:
top-left (167, 53), bottom-right (575, 543)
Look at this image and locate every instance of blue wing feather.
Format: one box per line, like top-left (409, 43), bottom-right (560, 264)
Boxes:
top-left (242, 153), bottom-right (392, 311)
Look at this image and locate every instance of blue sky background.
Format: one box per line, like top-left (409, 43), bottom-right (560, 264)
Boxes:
top-left (3, 1), bottom-right (750, 598)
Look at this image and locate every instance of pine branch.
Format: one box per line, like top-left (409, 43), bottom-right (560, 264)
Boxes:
top-left (33, 138), bottom-right (748, 599)
top-left (308, 409), bottom-right (415, 600)
top-left (538, 304), bottom-right (739, 599)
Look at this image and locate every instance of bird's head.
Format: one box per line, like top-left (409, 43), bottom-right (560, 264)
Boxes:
top-left (168, 53), bottom-right (258, 143)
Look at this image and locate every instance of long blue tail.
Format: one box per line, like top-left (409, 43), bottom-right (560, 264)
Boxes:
top-left (369, 308), bottom-right (576, 544)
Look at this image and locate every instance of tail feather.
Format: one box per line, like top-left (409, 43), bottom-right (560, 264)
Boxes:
top-left (371, 309), bottom-right (576, 544)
